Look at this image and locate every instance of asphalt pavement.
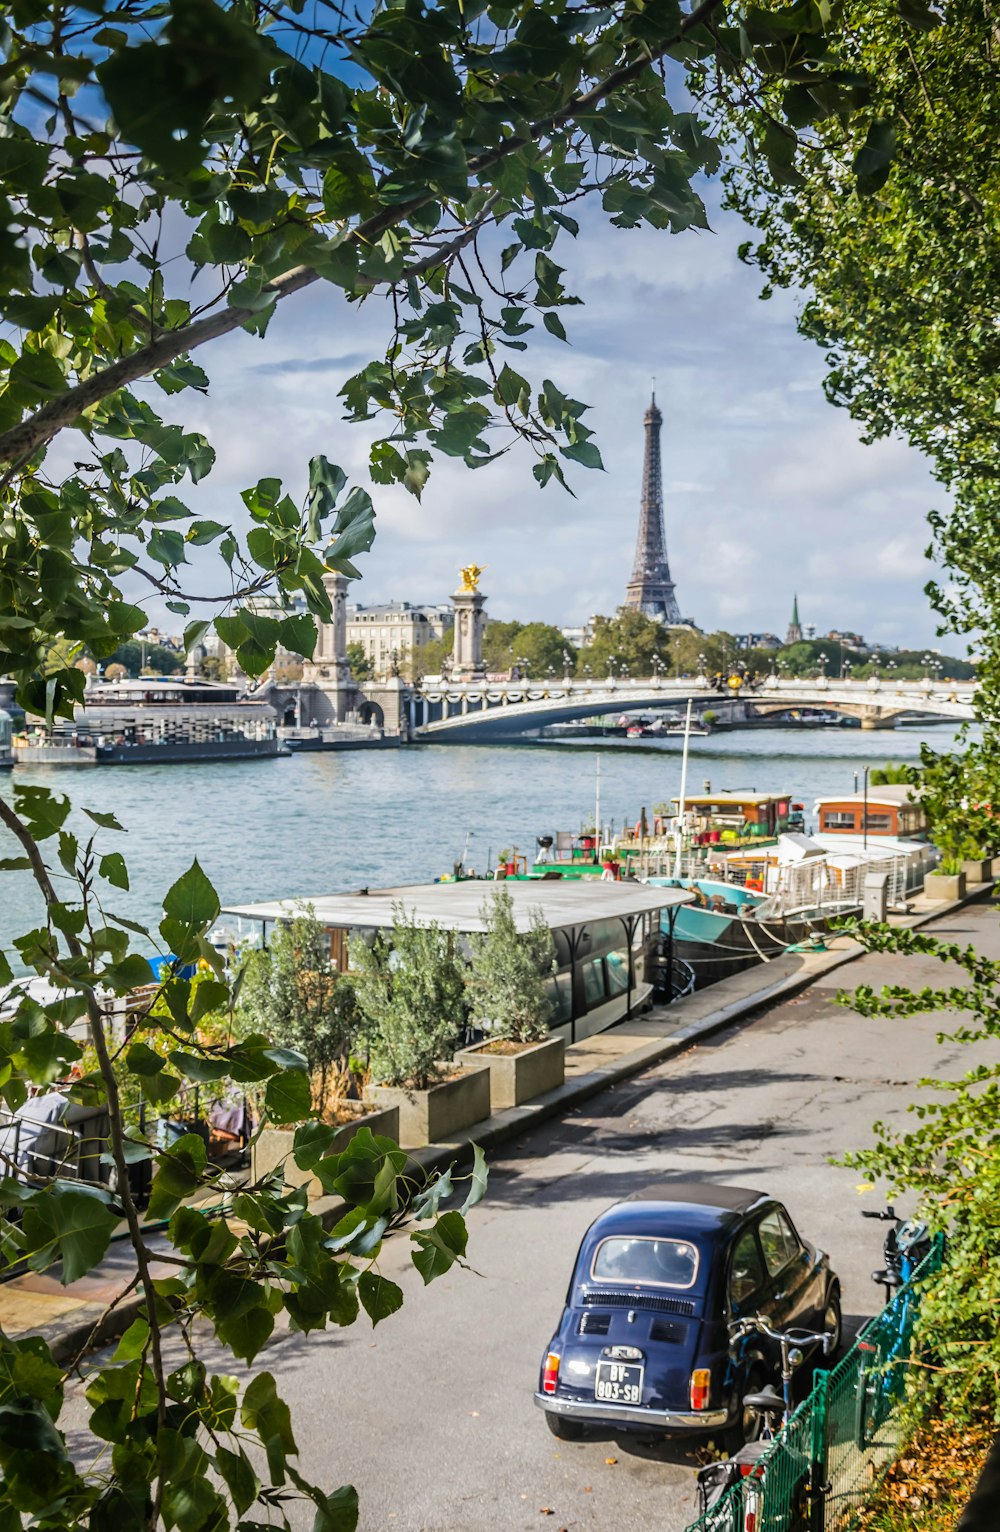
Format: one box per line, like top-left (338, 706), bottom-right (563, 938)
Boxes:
top-left (60, 898), bottom-right (1000, 1532)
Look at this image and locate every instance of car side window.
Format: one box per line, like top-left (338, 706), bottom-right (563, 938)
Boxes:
top-left (759, 1209), bottom-right (801, 1277)
top-left (728, 1228), bottom-right (766, 1309)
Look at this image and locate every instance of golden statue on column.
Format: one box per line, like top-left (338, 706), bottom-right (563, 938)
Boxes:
top-left (459, 563), bottom-right (486, 592)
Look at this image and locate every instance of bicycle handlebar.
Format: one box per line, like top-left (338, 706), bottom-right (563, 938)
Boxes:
top-left (729, 1316), bottom-right (835, 1354)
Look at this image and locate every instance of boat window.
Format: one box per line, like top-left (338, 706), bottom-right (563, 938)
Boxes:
top-left (758, 1210), bottom-right (802, 1276)
top-left (822, 811), bottom-right (856, 829)
top-left (606, 949), bottom-right (629, 996)
top-left (591, 1236), bottom-right (699, 1289)
top-left (729, 1228), bottom-right (766, 1307)
top-left (544, 972), bottom-right (573, 1024)
top-left (582, 958), bottom-right (606, 1008)
top-left (864, 813), bottom-right (892, 830)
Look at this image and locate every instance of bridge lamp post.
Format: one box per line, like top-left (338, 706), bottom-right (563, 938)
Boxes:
top-left (818, 651), bottom-right (828, 679)
top-left (697, 651), bottom-right (706, 678)
top-left (516, 654), bottom-right (530, 680)
top-left (583, 663), bottom-right (592, 681)
top-left (844, 659), bottom-right (853, 682)
top-left (607, 656), bottom-right (618, 681)
top-left (562, 649), bottom-right (573, 680)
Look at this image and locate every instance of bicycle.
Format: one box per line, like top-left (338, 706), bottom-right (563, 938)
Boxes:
top-left (696, 1317), bottom-right (835, 1532)
top-left (854, 1205), bottom-right (931, 1448)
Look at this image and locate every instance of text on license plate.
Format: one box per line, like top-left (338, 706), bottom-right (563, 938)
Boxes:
top-left (594, 1361), bottom-right (644, 1405)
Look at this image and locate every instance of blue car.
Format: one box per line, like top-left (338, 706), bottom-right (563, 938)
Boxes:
top-left (535, 1182), bottom-right (841, 1444)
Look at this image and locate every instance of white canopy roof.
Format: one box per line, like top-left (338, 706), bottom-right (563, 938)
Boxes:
top-left (221, 879), bottom-right (694, 935)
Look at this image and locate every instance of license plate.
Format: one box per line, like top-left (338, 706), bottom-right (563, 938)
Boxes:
top-left (594, 1361), bottom-right (644, 1405)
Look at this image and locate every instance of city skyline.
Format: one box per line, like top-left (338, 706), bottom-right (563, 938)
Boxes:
top-left (137, 188), bottom-right (950, 649)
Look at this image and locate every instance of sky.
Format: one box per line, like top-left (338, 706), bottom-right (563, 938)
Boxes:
top-left (135, 186), bottom-right (950, 650)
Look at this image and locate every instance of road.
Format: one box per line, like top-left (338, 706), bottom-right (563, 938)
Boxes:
top-left (64, 899), bottom-right (999, 1530)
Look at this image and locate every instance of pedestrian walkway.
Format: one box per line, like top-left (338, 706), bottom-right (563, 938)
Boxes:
top-left (2, 877), bottom-right (993, 1365)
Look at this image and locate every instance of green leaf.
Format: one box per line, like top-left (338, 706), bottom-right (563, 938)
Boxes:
top-left (215, 1446), bottom-right (260, 1516)
top-left (560, 439), bottom-right (605, 470)
top-left (264, 1068), bottom-right (313, 1125)
top-left (310, 1484), bottom-right (360, 1532)
top-left (240, 1373), bottom-right (297, 1483)
top-left (543, 312), bottom-right (568, 342)
top-left (83, 808), bottom-right (124, 830)
top-left (853, 118), bottom-right (897, 191)
top-left (147, 1134), bottom-right (208, 1220)
top-left (461, 1144), bottom-right (488, 1214)
top-left (494, 363), bottom-right (529, 407)
top-left (358, 1271), bottom-right (404, 1327)
top-left (113, 1317), bottom-right (150, 1361)
top-left (162, 860), bottom-right (220, 933)
top-left (21, 1186), bottom-right (119, 1284)
top-left (410, 1209), bottom-right (468, 1285)
top-left (99, 852), bottom-right (130, 891)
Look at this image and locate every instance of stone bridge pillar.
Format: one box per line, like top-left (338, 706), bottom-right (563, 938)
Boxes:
top-left (452, 583), bottom-right (486, 679)
top-left (300, 570), bottom-right (356, 723)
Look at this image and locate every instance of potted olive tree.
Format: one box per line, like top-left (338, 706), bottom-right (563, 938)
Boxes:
top-left (455, 886), bottom-right (564, 1109)
top-left (242, 905), bottom-right (399, 1193)
top-left (353, 905), bottom-right (489, 1146)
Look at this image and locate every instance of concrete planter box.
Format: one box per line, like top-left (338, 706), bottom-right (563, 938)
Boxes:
top-left (369, 1066), bottom-right (491, 1148)
top-left (961, 858), bottom-right (992, 884)
top-left (454, 1035), bottom-right (565, 1110)
top-left (924, 871), bottom-right (967, 902)
top-left (252, 1102), bottom-right (400, 1197)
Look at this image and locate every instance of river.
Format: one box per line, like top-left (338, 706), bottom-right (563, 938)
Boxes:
top-left (0, 723), bottom-right (974, 962)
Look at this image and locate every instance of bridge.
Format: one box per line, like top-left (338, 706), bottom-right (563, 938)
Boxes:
top-left (405, 673), bottom-right (977, 740)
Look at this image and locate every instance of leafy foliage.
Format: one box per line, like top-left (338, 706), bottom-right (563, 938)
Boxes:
top-left (237, 906), bottom-right (361, 1111)
top-left (465, 886), bottom-right (557, 1044)
top-left (351, 908), bottom-right (468, 1088)
top-left (0, 3), bottom-right (909, 1526)
top-left (839, 923), bottom-right (1000, 1423)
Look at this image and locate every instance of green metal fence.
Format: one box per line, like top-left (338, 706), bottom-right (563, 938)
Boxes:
top-left (685, 1235), bottom-right (946, 1532)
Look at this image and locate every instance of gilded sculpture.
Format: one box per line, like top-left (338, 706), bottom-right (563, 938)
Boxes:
top-left (459, 563), bottom-right (485, 592)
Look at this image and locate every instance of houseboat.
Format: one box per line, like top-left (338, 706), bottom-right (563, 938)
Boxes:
top-left (813, 784), bottom-right (928, 839)
top-left (0, 709), bottom-right (11, 770)
top-left (13, 676), bottom-right (286, 765)
top-left (218, 879), bottom-right (696, 1045)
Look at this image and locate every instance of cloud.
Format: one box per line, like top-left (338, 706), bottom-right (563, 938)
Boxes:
top-left (130, 188), bottom-right (949, 648)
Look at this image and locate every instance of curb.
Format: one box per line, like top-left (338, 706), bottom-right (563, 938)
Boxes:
top-left (40, 879), bottom-right (994, 1365)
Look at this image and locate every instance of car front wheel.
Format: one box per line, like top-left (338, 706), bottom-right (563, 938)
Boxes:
top-left (545, 1412), bottom-right (585, 1442)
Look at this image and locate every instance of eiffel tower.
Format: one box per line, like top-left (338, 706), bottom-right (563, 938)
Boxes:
top-left (623, 390), bottom-right (683, 623)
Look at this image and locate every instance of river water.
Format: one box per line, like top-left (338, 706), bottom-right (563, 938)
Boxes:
top-left (0, 724), bottom-right (973, 962)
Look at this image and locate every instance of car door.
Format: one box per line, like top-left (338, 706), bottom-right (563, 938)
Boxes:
top-left (757, 1207), bottom-right (814, 1328)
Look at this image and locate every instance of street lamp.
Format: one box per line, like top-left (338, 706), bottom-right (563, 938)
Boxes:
top-left (583, 663), bottom-right (592, 681)
top-left (516, 654), bottom-right (530, 679)
top-left (818, 651), bottom-right (828, 678)
top-left (621, 661), bottom-right (630, 680)
top-left (546, 663), bottom-right (555, 681)
top-left (562, 649), bottom-right (572, 678)
top-left (697, 651), bottom-right (706, 676)
top-left (844, 659), bottom-right (853, 681)
top-left (607, 656), bottom-right (618, 680)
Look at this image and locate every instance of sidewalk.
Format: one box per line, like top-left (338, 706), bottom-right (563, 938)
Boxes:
top-left (3, 876), bottom-right (993, 1365)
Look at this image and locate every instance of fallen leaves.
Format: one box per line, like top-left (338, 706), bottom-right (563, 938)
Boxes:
top-left (855, 1415), bottom-right (993, 1531)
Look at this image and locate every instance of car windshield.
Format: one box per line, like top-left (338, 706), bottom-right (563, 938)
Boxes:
top-left (590, 1236), bottom-right (699, 1289)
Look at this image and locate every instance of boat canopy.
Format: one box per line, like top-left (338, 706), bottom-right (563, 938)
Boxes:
top-left (221, 878), bottom-right (694, 936)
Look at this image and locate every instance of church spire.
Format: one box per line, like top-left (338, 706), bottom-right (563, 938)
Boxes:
top-left (786, 593), bottom-right (803, 645)
top-left (623, 390), bottom-right (682, 623)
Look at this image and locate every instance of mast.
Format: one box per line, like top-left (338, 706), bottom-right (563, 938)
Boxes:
top-left (623, 389), bottom-right (682, 622)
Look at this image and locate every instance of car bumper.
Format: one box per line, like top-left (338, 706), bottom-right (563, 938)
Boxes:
top-left (533, 1392), bottom-right (729, 1431)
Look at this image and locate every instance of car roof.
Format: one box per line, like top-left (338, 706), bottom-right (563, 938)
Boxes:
top-left (588, 1182), bottom-right (772, 1240)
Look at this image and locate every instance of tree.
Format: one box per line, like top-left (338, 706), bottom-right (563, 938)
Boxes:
top-left (237, 907), bottom-right (360, 1111)
top-left (346, 642), bottom-right (373, 682)
top-left (0, 4), bottom-right (899, 1527)
top-left (716, 0), bottom-right (999, 848)
top-left (466, 887), bottom-right (556, 1044)
top-left (483, 620), bottom-right (573, 676)
top-left (351, 909), bottom-right (468, 1089)
top-left (579, 609), bottom-right (674, 674)
top-left (101, 641), bottom-right (184, 678)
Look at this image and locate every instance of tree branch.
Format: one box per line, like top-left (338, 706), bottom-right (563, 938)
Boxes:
top-left (0, 0), bottom-right (726, 466)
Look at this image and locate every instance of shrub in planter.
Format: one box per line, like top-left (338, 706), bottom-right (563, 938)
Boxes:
top-left (456, 888), bottom-right (564, 1108)
top-left (237, 904), bottom-right (360, 1110)
top-left (351, 905), bottom-right (467, 1089)
top-left (465, 886), bottom-right (556, 1045)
